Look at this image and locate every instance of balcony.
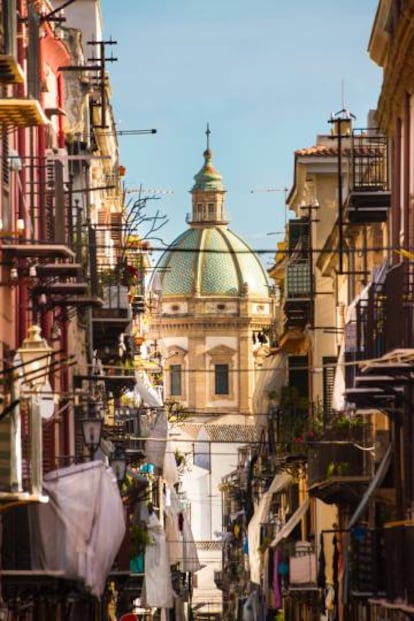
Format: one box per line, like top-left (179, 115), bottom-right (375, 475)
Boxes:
top-left (380, 523), bottom-right (414, 607)
top-left (346, 132), bottom-right (390, 224)
top-left (307, 426), bottom-right (370, 504)
top-left (92, 285), bottom-right (132, 364)
top-left (351, 528), bottom-right (386, 597)
top-left (0, 399), bottom-right (47, 508)
top-left (93, 284), bottom-right (131, 325)
top-left (107, 406), bottom-right (146, 460)
top-left (354, 262), bottom-right (414, 362)
top-left (0, 54), bottom-right (23, 83)
top-left (0, 99), bottom-right (48, 127)
top-left (2, 244), bottom-right (75, 261)
top-left (1, 164), bottom-right (104, 310)
top-left (0, 0), bottom-right (24, 84)
top-left (284, 261), bottom-right (313, 328)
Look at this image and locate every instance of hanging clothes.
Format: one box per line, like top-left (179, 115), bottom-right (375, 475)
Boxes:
top-left (267, 547), bottom-right (275, 610)
top-left (273, 549), bottom-right (282, 610)
top-left (29, 462), bottom-right (126, 597)
top-left (262, 547), bottom-right (269, 617)
top-left (242, 590), bottom-right (259, 621)
top-left (143, 512), bottom-right (174, 609)
top-left (341, 533), bottom-right (350, 607)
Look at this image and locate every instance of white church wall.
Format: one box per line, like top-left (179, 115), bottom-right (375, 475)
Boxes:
top-left (180, 464), bottom-right (211, 541)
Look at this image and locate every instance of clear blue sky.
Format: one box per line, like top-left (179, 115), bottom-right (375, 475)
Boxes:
top-left (100, 0), bottom-right (382, 265)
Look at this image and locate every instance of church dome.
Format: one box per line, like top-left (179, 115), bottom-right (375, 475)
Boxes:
top-left (154, 128), bottom-right (270, 299)
top-left (155, 226), bottom-right (270, 297)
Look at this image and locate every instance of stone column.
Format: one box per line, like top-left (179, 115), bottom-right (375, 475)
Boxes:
top-left (238, 332), bottom-right (254, 415)
top-left (187, 333), bottom-right (206, 414)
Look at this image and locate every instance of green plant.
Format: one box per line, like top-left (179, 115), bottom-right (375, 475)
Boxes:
top-left (330, 413), bottom-right (364, 430)
top-left (258, 536), bottom-right (273, 554)
top-left (129, 522), bottom-right (153, 556)
top-left (165, 399), bottom-right (190, 424)
top-left (174, 449), bottom-right (187, 471)
top-left (326, 461), bottom-right (350, 477)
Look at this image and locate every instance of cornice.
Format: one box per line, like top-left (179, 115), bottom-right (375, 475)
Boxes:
top-left (150, 318), bottom-right (271, 332)
top-left (377, 5), bottom-right (414, 130)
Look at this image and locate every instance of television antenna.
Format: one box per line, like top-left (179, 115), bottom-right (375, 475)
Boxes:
top-left (250, 186), bottom-right (289, 223)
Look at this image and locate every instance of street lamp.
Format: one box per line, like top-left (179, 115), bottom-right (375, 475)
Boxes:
top-left (81, 400), bottom-right (104, 461)
top-left (110, 444), bottom-right (127, 485)
top-left (17, 325), bottom-right (52, 498)
top-left (18, 325), bottom-right (52, 387)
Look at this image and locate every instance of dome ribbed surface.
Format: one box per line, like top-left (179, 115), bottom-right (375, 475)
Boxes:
top-left (156, 226), bottom-right (270, 297)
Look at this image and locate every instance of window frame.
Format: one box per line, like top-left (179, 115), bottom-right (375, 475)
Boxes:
top-left (170, 363), bottom-right (182, 397)
top-left (214, 363), bottom-right (229, 395)
top-left (207, 344), bottom-right (236, 402)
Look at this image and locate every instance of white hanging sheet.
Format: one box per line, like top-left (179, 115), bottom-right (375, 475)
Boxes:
top-left (144, 409), bottom-right (169, 468)
top-left (164, 486), bottom-right (201, 573)
top-left (247, 471), bottom-right (292, 585)
top-left (143, 512), bottom-right (174, 609)
top-left (135, 369), bottom-right (164, 407)
top-left (29, 461), bottom-right (125, 597)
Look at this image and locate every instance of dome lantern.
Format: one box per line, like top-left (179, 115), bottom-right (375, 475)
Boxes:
top-left (190, 124), bottom-right (228, 226)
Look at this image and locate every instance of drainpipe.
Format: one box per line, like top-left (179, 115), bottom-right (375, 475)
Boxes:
top-left (16, 0), bottom-right (27, 344)
top-left (57, 74), bottom-right (65, 149)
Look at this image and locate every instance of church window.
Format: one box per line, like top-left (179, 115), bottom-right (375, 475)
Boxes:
top-left (197, 203), bottom-right (203, 219)
top-left (170, 364), bottom-right (182, 396)
top-left (208, 203), bottom-right (214, 219)
top-left (215, 364), bottom-right (229, 395)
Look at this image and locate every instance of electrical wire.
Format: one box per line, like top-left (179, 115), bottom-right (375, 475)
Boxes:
top-left (7, 233), bottom-right (414, 256)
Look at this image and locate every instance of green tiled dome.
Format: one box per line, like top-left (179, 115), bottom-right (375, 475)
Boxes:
top-left (155, 226), bottom-right (270, 298)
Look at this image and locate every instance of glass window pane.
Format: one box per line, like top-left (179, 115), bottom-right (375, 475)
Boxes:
top-left (215, 364), bottom-right (229, 395)
top-left (170, 364), bottom-right (182, 396)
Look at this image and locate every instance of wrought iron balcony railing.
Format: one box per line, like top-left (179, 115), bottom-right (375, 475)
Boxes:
top-left (346, 131), bottom-right (390, 223)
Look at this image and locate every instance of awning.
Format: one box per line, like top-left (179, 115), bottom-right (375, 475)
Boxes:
top-left (348, 443), bottom-right (392, 529)
top-left (248, 472), bottom-right (292, 584)
top-left (270, 498), bottom-right (310, 549)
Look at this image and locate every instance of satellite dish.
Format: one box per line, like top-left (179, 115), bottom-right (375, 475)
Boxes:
top-left (39, 380), bottom-right (55, 420)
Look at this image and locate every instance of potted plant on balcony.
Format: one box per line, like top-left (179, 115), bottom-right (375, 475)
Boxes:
top-left (129, 520), bottom-right (153, 574)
